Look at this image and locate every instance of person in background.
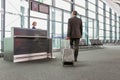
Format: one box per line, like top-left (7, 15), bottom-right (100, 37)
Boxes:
top-left (66, 10), bottom-right (83, 62)
top-left (32, 21), bottom-right (37, 29)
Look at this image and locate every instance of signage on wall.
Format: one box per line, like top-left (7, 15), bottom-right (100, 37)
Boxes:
top-left (38, 3), bottom-right (49, 14)
top-left (31, 1), bottom-right (39, 12)
top-left (31, 1), bottom-right (49, 14)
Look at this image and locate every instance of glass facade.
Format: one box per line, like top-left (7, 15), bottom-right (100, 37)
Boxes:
top-left (0, 0), bottom-right (120, 51)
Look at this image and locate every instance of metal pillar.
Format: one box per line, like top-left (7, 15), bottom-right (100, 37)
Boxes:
top-left (28, 0), bottom-right (31, 29)
top-left (71, 0), bottom-right (74, 12)
top-left (51, 0), bottom-right (55, 37)
top-left (109, 8), bottom-right (112, 41)
top-left (61, 10), bottom-right (64, 39)
top-left (47, 10), bottom-right (50, 38)
top-left (114, 13), bottom-right (117, 40)
top-left (20, 6), bottom-right (25, 28)
top-left (51, 0), bottom-right (56, 48)
top-left (95, 0), bottom-right (99, 39)
top-left (85, 0), bottom-right (89, 45)
top-left (1, 0), bottom-right (5, 52)
top-left (119, 17), bottom-right (120, 40)
top-left (103, 3), bottom-right (106, 41)
top-left (93, 19), bottom-right (95, 39)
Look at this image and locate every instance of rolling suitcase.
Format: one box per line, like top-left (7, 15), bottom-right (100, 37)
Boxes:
top-left (61, 39), bottom-right (74, 66)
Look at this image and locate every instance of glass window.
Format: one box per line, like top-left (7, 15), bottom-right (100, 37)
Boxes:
top-left (55, 22), bottom-right (62, 35)
top-left (0, 0), bottom-right (2, 49)
top-left (99, 22), bottom-right (103, 30)
top-left (20, 1), bottom-right (29, 28)
top-left (93, 28), bottom-right (97, 38)
top-left (106, 12), bottom-right (109, 18)
top-left (98, 8), bottom-right (103, 15)
top-left (6, 0), bottom-right (20, 13)
top-left (0, 0), bottom-right (2, 8)
top-left (88, 28), bottom-right (93, 39)
top-left (81, 17), bottom-right (87, 39)
top-left (112, 10), bottom-right (115, 15)
top-left (5, 14), bottom-right (20, 31)
top-left (81, 17), bottom-right (87, 27)
top-left (75, 6), bottom-right (85, 16)
top-left (5, 31), bottom-right (11, 38)
top-left (117, 28), bottom-right (119, 40)
top-left (49, 21), bottom-right (52, 37)
top-left (35, 0), bottom-right (52, 5)
top-left (5, 0), bottom-right (21, 30)
top-left (50, 8), bottom-right (63, 22)
top-left (31, 11), bottom-right (48, 19)
top-left (106, 31), bottom-right (110, 39)
top-left (98, 0), bottom-right (103, 9)
top-left (88, 11), bottom-right (95, 19)
top-left (88, 0), bottom-right (95, 4)
top-left (117, 16), bottom-right (119, 22)
top-left (30, 19), bottom-right (47, 30)
top-left (24, 17), bottom-right (28, 28)
top-left (99, 37), bottom-right (103, 40)
top-left (0, 0), bottom-right (1, 30)
top-left (88, 19), bottom-right (93, 28)
top-left (98, 15), bottom-right (103, 23)
top-left (50, 8), bottom-right (55, 21)
top-left (88, 2), bottom-right (95, 12)
top-left (112, 14), bottom-right (115, 21)
top-left (52, 38), bottom-right (61, 49)
top-left (106, 6), bottom-right (109, 12)
top-left (106, 24), bottom-right (110, 31)
top-left (75, 0), bottom-right (85, 8)
top-left (53, 22), bottom-right (62, 49)
top-left (112, 27), bottom-right (115, 31)
top-left (112, 20), bottom-right (115, 26)
top-left (99, 30), bottom-right (103, 37)
top-left (43, 0), bottom-right (52, 5)
top-left (112, 32), bottom-right (115, 40)
top-left (63, 24), bottom-right (67, 37)
top-left (106, 18), bottom-right (109, 24)
top-left (64, 12), bottom-right (71, 23)
top-left (0, 31), bottom-right (1, 51)
top-left (55, 0), bottom-right (70, 11)
top-left (88, 18), bottom-right (94, 39)
top-left (117, 22), bottom-right (119, 29)
top-left (55, 9), bottom-right (62, 22)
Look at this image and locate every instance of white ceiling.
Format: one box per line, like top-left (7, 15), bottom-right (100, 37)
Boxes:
top-left (103, 0), bottom-right (120, 16)
top-left (111, 0), bottom-right (120, 6)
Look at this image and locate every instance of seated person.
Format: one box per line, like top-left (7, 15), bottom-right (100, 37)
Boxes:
top-left (32, 21), bottom-right (37, 29)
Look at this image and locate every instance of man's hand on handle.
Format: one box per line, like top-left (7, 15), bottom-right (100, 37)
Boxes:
top-left (66, 37), bottom-right (70, 40)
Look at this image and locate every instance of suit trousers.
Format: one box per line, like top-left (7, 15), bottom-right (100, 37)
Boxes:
top-left (70, 38), bottom-right (80, 60)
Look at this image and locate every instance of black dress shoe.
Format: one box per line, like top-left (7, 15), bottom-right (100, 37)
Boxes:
top-left (75, 59), bottom-right (77, 62)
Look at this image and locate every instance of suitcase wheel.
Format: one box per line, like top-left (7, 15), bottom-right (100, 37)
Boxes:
top-left (63, 62), bottom-right (74, 66)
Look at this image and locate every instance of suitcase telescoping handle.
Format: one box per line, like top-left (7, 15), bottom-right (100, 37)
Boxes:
top-left (64, 39), bottom-right (70, 48)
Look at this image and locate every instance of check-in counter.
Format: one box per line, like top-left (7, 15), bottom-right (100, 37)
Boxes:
top-left (4, 27), bottom-right (52, 62)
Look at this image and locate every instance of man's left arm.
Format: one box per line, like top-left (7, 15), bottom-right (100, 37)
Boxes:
top-left (67, 19), bottom-right (71, 39)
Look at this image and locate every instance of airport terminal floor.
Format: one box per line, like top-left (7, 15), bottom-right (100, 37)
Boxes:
top-left (0, 45), bottom-right (120, 80)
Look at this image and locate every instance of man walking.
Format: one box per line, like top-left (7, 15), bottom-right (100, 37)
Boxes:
top-left (67, 11), bottom-right (83, 62)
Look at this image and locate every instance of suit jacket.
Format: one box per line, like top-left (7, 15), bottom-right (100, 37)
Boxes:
top-left (67, 16), bottom-right (83, 38)
top-left (32, 26), bottom-right (36, 29)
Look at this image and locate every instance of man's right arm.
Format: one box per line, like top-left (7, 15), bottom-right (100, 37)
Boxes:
top-left (80, 19), bottom-right (83, 36)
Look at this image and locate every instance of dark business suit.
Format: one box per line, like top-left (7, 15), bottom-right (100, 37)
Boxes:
top-left (32, 26), bottom-right (36, 29)
top-left (67, 16), bottom-right (83, 61)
